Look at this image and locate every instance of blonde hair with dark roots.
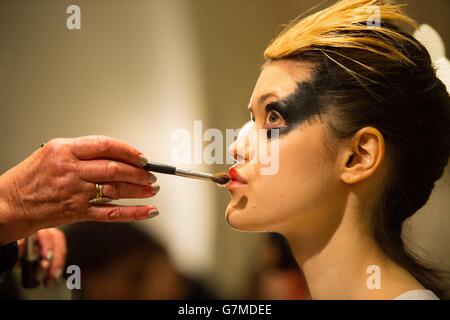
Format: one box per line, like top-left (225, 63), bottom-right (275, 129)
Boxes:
top-left (265, 0), bottom-right (450, 297)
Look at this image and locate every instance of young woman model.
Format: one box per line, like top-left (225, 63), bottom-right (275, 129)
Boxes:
top-left (225, 0), bottom-right (450, 300)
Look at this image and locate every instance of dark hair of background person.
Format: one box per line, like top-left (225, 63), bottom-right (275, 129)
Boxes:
top-left (64, 222), bottom-right (215, 299)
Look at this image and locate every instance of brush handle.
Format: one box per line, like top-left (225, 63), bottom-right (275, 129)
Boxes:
top-left (143, 161), bottom-right (212, 181)
top-left (143, 162), bottom-right (176, 175)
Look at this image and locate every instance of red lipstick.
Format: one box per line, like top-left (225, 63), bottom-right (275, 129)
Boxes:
top-left (227, 166), bottom-right (247, 191)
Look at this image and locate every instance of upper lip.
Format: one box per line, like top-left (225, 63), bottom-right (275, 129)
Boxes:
top-left (228, 166), bottom-right (248, 184)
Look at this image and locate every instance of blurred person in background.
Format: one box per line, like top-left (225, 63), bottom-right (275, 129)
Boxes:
top-left (249, 233), bottom-right (308, 300)
top-left (64, 222), bottom-right (215, 300)
top-left (0, 227), bottom-right (67, 299)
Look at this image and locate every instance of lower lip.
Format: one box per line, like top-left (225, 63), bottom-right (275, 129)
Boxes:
top-left (227, 180), bottom-right (246, 191)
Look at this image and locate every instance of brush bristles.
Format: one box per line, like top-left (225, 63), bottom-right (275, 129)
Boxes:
top-left (211, 172), bottom-right (231, 185)
top-left (264, 0), bottom-right (419, 72)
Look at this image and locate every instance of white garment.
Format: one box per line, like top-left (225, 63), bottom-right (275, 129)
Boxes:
top-left (394, 289), bottom-right (439, 300)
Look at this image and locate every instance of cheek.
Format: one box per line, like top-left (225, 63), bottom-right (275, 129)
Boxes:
top-left (227, 124), bottom-right (337, 232)
top-left (260, 133), bottom-right (332, 213)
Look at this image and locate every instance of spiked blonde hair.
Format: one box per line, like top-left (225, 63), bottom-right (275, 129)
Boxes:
top-left (264, 0), bottom-right (420, 79)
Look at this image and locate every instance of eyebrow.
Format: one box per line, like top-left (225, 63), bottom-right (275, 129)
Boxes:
top-left (247, 92), bottom-right (280, 113)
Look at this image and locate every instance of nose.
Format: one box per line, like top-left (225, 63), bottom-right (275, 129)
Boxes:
top-left (228, 121), bottom-right (255, 164)
top-left (228, 137), bottom-right (246, 163)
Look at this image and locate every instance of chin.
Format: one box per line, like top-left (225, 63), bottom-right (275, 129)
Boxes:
top-left (225, 204), bottom-right (272, 232)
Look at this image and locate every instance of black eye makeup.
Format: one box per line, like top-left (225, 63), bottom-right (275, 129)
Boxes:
top-left (263, 81), bottom-right (322, 139)
top-left (263, 108), bottom-right (286, 139)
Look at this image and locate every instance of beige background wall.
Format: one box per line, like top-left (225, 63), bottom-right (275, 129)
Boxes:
top-left (0, 0), bottom-right (216, 280)
top-left (1, 0), bottom-right (449, 298)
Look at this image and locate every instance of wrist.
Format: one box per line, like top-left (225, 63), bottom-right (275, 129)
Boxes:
top-left (0, 181), bottom-right (13, 244)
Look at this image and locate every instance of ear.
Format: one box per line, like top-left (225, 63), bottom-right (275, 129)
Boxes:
top-left (340, 127), bottom-right (385, 184)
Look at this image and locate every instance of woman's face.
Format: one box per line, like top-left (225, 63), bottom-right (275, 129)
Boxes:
top-left (226, 60), bottom-right (345, 236)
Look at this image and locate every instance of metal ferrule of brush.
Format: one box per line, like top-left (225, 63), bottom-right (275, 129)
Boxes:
top-left (24, 235), bottom-right (39, 262)
top-left (175, 168), bottom-right (212, 181)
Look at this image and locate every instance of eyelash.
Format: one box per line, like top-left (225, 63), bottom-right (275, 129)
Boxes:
top-left (249, 108), bottom-right (286, 128)
top-left (265, 110), bottom-right (285, 128)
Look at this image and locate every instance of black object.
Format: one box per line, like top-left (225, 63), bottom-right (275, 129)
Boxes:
top-left (0, 241), bottom-right (18, 280)
top-left (143, 162), bottom-right (176, 175)
top-left (20, 258), bottom-right (39, 288)
top-left (20, 235), bottom-right (40, 288)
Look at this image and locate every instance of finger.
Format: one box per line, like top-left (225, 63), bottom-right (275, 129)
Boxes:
top-left (47, 228), bottom-right (67, 281)
top-left (78, 160), bottom-right (156, 186)
top-left (17, 239), bottom-right (25, 257)
top-left (39, 259), bottom-right (50, 281)
top-left (67, 135), bottom-right (148, 167)
top-left (86, 205), bottom-right (160, 222)
top-left (38, 260), bottom-right (50, 285)
top-left (36, 230), bottom-right (55, 285)
top-left (36, 230), bottom-right (55, 263)
top-left (102, 182), bottom-right (160, 200)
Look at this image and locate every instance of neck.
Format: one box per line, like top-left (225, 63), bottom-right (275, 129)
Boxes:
top-left (283, 196), bottom-right (423, 299)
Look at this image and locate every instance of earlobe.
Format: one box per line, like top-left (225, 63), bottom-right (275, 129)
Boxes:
top-left (340, 127), bottom-right (385, 184)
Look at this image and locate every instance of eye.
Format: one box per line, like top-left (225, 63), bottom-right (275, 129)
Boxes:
top-left (265, 110), bottom-right (286, 128)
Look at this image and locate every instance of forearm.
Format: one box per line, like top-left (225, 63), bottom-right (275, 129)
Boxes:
top-left (0, 190), bottom-right (16, 245)
top-left (0, 173), bottom-right (29, 245)
top-left (0, 176), bottom-right (20, 278)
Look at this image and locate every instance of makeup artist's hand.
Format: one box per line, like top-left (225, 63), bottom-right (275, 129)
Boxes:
top-left (17, 228), bottom-right (67, 286)
top-left (0, 135), bottom-right (160, 244)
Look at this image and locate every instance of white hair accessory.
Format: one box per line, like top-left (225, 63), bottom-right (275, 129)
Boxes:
top-left (414, 24), bottom-right (450, 94)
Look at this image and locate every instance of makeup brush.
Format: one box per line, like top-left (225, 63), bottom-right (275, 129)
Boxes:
top-left (143, 161), bottom-right (231, 186)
